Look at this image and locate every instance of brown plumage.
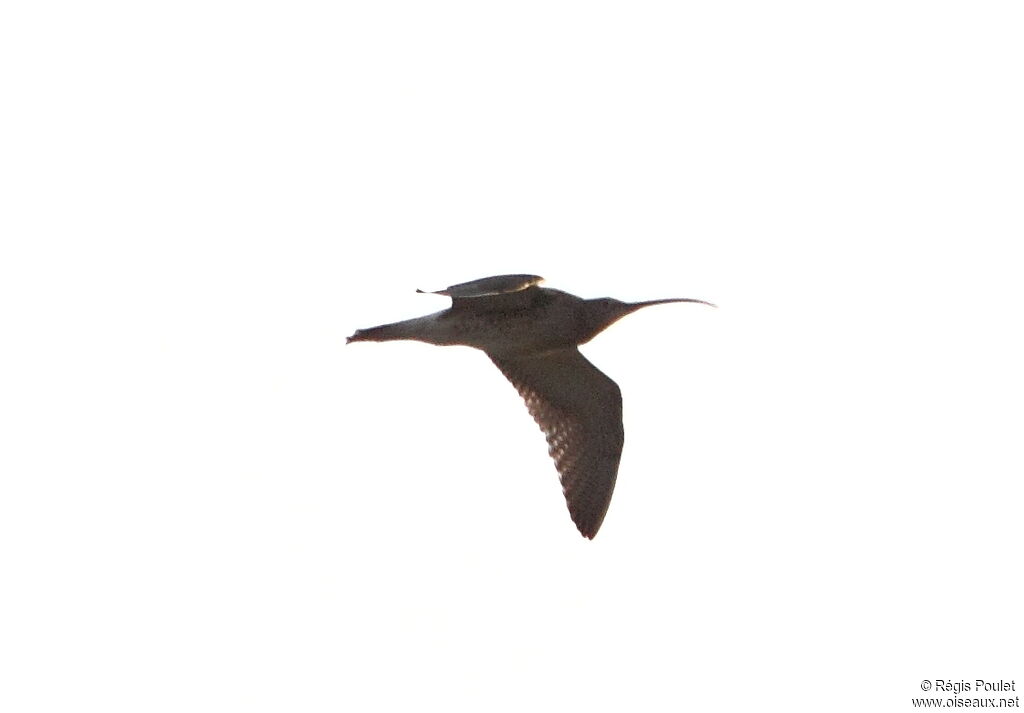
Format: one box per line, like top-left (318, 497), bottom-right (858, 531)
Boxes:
top-left (347, 274), bottom-right (713, 538)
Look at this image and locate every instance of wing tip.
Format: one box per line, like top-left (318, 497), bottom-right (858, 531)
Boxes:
top-left (572, 513), bottom-right (605, 539)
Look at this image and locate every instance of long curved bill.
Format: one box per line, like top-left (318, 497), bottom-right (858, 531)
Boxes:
top-left (629, 297), bottom-right (717, 310)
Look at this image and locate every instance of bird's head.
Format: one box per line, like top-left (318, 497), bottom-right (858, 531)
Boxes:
top-left (579, 296), bottom-right (716, 343)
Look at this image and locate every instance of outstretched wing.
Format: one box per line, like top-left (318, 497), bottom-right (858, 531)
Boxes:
top-left (488, 348), bottom-right (624, 539)
top-left (421, 274), bottom-right (544, 298)
top-left (419, 274), bottom-right (548, 313)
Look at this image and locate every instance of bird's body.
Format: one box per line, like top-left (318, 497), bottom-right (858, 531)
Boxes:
top-left (350, 276), bottom-right (597, 355)
top-left (347, 274), bottom-right (713, 538)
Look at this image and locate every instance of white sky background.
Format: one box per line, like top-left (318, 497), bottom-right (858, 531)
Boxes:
top-left (2, 2), bottom-right (1022, 711)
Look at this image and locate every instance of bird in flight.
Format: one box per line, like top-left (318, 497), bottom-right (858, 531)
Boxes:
top-left (347, 274), bottom-right (714, 538)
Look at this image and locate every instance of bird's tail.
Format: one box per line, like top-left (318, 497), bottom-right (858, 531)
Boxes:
top-left (345, 314), bottom-right (442, 345)
top-left (346, 323), bottom-right (400, 344)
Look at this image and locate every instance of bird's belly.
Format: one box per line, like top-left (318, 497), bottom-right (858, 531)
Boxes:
top-left (437, 311), bottom-right (575, 356)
